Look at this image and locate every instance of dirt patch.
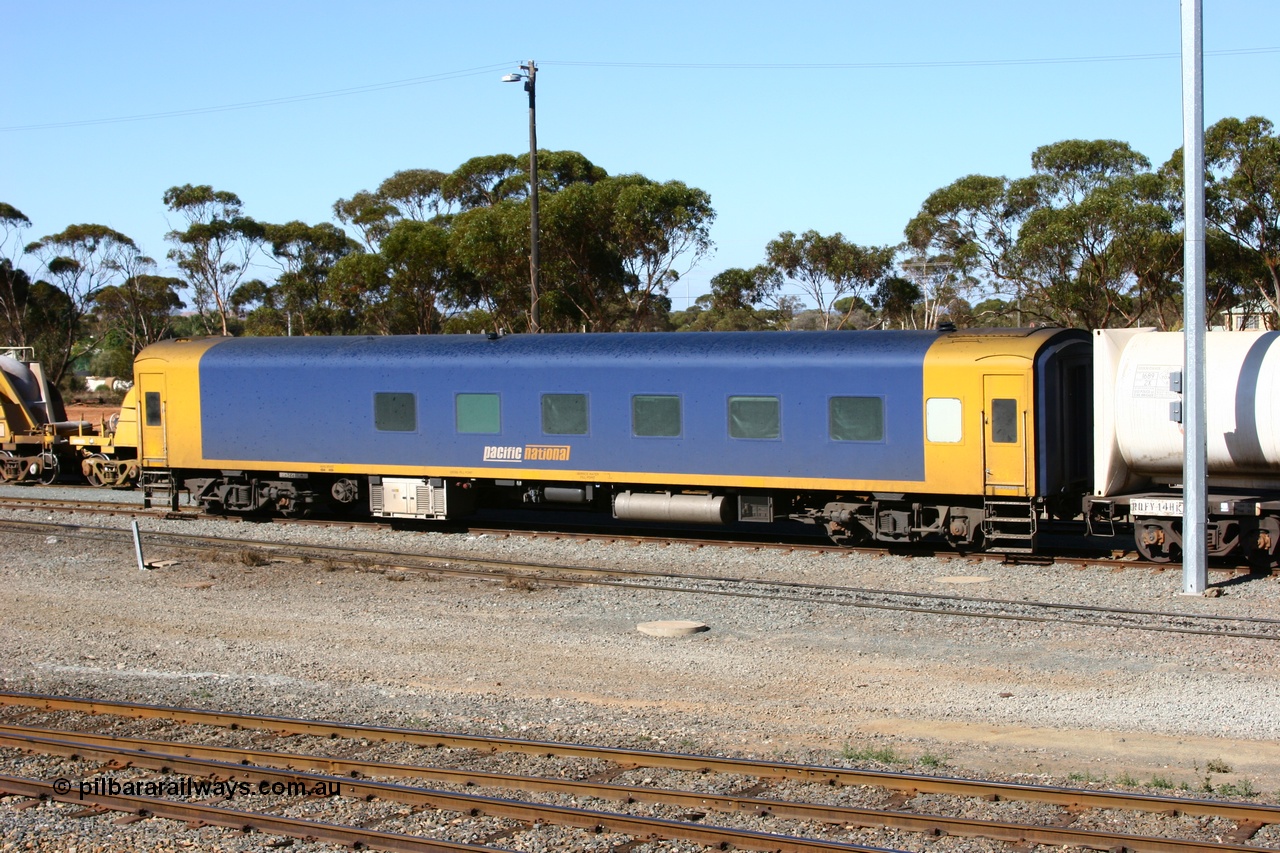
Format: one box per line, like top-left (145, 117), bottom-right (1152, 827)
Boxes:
top-left (61, 403), bottom-right (121, 425)
top-left (860, 718), bottom-right (1280, 782)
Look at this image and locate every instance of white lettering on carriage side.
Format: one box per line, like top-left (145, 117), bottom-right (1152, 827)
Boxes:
top-left (481, 444), bottom-right (571, 463)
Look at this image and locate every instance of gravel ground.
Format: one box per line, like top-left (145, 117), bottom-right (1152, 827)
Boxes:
top-left (2, 483), bottom-right (1279, 850)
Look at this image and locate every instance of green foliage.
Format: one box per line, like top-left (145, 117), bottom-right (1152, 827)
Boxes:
top-left (1202, 116), bottom-right (1280, 323)
top-left (86, 345), bottom-right (133, 379)
top-left (917, 752), bottom-right (947, 769)
top-left (871, 276), bottom-right (922, 328)
top-left (673, 266), bottom-right (787, 331)
top-left (6, 115), bottom-right (1276, 357)
top-left (765, 230), bottom-right (895, 329)
top-left (24, 223), bottom-right (145, 382)
top-left (1216, 779), bottom-right (1258, 798)
top-left (908, 140), bottom-right (1184, 329)
top-left (258, 220), bottom-right (362, 336)
top-left (840, 743), bottom-right (902, 764)
top-left (378, 168), bottom-right (451, 221)
top-left (610, 176), bottom-right (715, 327)
top-left (92, 274), bottom-right (184, 356)
top-left (164, 184), bottom-right (264, 336)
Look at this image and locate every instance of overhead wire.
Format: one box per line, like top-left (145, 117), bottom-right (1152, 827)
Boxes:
top-left (0, 62), bottom-right (519, 132)
top-left (3, 47), bottom-right (1276, 133)
top-left (547, 46), bottom-right (1279, 70)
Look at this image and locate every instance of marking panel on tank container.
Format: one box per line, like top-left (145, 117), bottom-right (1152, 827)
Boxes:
top-left (1130, 498), bottom-right (1184, 517)
top-left (1130, 365), bottom-right (1180, 399)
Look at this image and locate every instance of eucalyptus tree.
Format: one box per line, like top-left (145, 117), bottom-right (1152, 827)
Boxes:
top-left (764, 230), bottom-right (896, 330)
top-left (672, 265), bottom-right (788, 331)
top-left (897, 252), bottom-right (974, 330)
top-left (332, 151), bottom-right (712, 334)
top-left (0, 203), bottom-right (33, 346)
top-left (446, 201), bottom-right (532, 332)
top-left (377, 220), bottom-right (459, 334)
top-left (907, 139), bottom-right (1180, 328)
top-left (378, 168), bottom-right (452, 222)
top-left (333, 169), bottom-right (453, 253)
top-left (24, 223), bottom-right (146, 383)
top-left (441, 154), bottom-right (527, 210)
top-left (164, 184), bottom-right (264, 336)
top-left (1167, 116), bottom-right (1280, 323)
top-left (332, 191), bottom-right (397, 251)
top-left (870, 276), bottom-right (923, 329)
top-left (609, 176), bottom-right (715, 329)
top-left (1009, 139), bottom-right (1180, 328)
top-left (260, 221), bottom-right (361, 335)
top-left (534, 180), bottom-right (631, 330)
top-left (91, 274), bottom-right (185, 357)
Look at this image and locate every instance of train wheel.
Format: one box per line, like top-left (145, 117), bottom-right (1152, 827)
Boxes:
top-left (37, 452), bottom-right (59, 485)
top-left (824, 520), bottom-right (868, 547)
top-left (83, 454), bottom-right (108, 488)
top-left (1134, 518), bottom-right (1180, 563)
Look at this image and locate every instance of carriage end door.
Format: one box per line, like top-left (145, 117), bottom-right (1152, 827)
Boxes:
top-left (137, 373), bottom-right (168, 467)
top-left (982, 374), bottom-right (1029, 496)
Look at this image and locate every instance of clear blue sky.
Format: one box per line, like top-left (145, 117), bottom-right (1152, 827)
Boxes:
top-left (4, 1), bottom-right (1277, 311)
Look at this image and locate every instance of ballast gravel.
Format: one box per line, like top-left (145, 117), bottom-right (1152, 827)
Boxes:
top-left (2, 483), bottom-right (1279, 851)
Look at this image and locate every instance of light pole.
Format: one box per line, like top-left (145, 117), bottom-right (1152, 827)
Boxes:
top-left (502, 60), bottom-right (540, 333)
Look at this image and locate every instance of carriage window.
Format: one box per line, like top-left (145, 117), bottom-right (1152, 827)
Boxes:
top-left (728, 396), bottom-right (780, 439)
top-left (632, 395), bottom-right (681, 437)
top-left (456, 393), bottom-right (500, 434)
top-left (542, 394), bottom-right (588, 435)
top-left (991, 398), bottom-right (1018, 443)
top-left (144, 391), bottom-right (162, 427)
top-left (926, 397), bottom-right (962, 443)
top-left (829, 396), bottom-right (884, 442)
top-left (374, 392), bottom-right (416, 432)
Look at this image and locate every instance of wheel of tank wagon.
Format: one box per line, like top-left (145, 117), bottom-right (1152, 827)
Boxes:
top-left (1134, 517), bottom-right (1179, 564)
top-left (83, 453), bottom-right (109, 488)
top-left (36, 452), bottom-right (59, 485)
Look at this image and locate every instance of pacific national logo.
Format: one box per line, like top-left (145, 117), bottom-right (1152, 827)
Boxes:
top-left (483, 444), bottom-right (571, 463)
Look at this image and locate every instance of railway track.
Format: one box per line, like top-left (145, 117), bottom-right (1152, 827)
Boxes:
top-left (0, 490), bottom-right (1187, 569)
top-left (0, 514), bottom-right (1277, 640)
top-left (1, 693), bottom-right (1277, 853)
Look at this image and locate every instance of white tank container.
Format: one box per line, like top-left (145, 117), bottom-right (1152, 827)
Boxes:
top-left (1094, 329), bottom-right (1280, 496)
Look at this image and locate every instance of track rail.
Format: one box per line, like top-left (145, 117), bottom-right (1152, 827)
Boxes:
top-left (5, 490), bottom-right (1272, 578)
top-left (0, 775), bottom-right (511, 853)
top-left (1, 515), bottom-right (1277, 640)
top-left (0, 492), bottom-right (1197, 569)
top-left (3, 693), bottom-right (1278, 829)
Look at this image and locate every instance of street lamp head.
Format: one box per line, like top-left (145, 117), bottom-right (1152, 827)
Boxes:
top-left (501, 73), bottom-right (523, 82)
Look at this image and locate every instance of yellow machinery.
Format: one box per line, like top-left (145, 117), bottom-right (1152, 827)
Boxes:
top-left (0, 347), bottom-right (138, 487)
